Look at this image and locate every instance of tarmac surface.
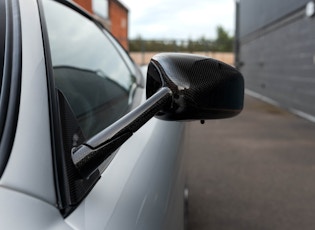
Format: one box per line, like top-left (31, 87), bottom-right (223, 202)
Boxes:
top-left (186, 95), bottom-right (315, 230)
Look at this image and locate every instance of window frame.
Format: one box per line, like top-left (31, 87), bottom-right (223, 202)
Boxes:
top-left (0, 0), bottom-right (22, 178)
top-left (38, 0), bottom-right (141, 216)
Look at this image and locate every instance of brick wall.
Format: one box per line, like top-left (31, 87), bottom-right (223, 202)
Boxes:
top-left (72, 0), bottom-right (93, 14)
top-left (109, 0), bottom-right (128, 50)
top-left (73, 0), bottom-right (129, 51)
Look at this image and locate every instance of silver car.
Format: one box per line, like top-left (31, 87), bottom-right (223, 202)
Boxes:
top-left (0, 0), bottom-right (244, 229)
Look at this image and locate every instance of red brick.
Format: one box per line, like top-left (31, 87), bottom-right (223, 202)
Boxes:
top-left (73, 0), bottom-right (129, 50)
top-left (109, 0), bottom-right (129, 50)
top-left (73, 0), bottom-right (93, 14)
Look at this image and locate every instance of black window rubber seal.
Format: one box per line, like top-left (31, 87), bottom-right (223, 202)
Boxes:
top-left (0, 0), bottom-right (5, 90)
top-left (0, 0), bottom-right (22, 177)
top-left (37, 0), bottom-right (100, 217)
top-left (37, 0), bottom-right (71, 215)
top-left (0, 0), bottom-right (7, 138)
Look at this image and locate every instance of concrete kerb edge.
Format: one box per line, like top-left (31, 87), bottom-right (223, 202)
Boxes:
top-left (245, 89), bottom-right (315, 123)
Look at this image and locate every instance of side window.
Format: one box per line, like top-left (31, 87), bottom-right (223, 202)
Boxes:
top-left (42, 0), bottom-right (136, 139)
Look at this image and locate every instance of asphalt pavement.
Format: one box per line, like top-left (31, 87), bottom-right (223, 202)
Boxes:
top-left (186, 94), bottom-right (315, 230)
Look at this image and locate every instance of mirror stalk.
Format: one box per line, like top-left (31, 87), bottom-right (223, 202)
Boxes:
top-left (72, 87), bottom-right (172, 178)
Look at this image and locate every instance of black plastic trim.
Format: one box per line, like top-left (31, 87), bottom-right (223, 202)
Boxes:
top-left (37, 0), bottom-right (71, 214)
top-left (0, 0), bottom-right (5, 89)
top-left (0, 0), bottom-right (22, 177)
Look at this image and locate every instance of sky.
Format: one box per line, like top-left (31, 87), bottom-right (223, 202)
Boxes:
top-left (119, 0), bottom-right (236, 40)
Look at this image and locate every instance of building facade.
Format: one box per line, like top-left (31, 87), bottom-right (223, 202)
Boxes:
top-left (236, 0), bottom-right (315, 118)
top-left (108, 0), bottom-right (128, 50)
top-left (73, 0), bottom-right (129, 50)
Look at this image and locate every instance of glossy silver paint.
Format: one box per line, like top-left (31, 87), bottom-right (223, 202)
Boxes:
top-left (0, 0), bottom-right (66, 228)
top-left (0, 0), bottom-right (55, 205)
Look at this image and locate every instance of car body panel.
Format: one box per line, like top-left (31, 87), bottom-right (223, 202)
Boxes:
top-left (0, 0), bottom-right (56, 205)
top-left (0, 187), bottom-right (71, 229)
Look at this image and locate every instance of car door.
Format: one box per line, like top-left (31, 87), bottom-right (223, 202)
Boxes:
top-left (40, 0), bottom-right (187, 229)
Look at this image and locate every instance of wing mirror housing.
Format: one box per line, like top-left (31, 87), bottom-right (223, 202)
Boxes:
top-left (147, 53), bottom-right (244, 120)
top-left (71, 53), bottom-right (244, 178)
